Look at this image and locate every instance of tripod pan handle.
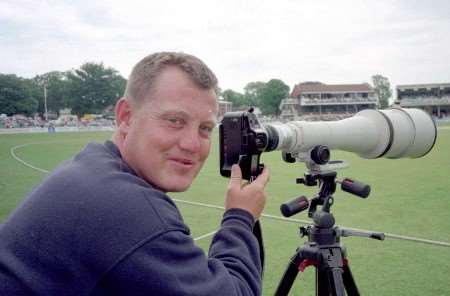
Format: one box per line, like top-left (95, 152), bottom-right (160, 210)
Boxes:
top-left (280, 196), bottom-right (309, 217)
top-left (341, 178), bottom-right (370, 198)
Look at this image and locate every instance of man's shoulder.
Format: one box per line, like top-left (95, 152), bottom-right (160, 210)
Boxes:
top-left (12, 142), bottom-right (190, 271)
top-left (27, 140), bottom-right (187, 234)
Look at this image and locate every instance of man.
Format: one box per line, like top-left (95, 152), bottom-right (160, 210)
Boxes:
top-left (0, 52), bottom-right (270, 295)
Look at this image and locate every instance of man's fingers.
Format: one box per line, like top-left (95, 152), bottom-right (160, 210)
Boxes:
top-left (229, 165), bottom-right (269, 189)
top-left (254, 167), bottom-right (270, 187)
top-left (229, 164), bottom-right (242, 187)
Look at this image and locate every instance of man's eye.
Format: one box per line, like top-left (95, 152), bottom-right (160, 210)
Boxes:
top-left (200, 125), bottom-right (214, 136)
top-left (167, 117), bottom-right (184, 127)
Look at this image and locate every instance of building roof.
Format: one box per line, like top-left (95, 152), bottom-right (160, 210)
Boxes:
top-left (291, 82), bottom-right (374, 97)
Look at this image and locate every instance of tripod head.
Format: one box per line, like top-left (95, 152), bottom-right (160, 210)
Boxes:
top-left (280, 145), bottom-right (371, 221)
top-left (280, 145), bottom-right (385, 244)
top-left (275, 146), bottom-right (385, 296)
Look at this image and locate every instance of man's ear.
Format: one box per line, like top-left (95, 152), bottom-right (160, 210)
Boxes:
top-left (115, 98), bottom-right (133, 136)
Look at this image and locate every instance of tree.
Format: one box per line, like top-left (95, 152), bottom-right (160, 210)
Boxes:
top-left (243, 81), bottom-right (266, 107)
top-left (66, 62), bottom-right (126, 117)
top-left (221, 89), bottom-right (247, 108)
top-left (0, 74), bottom-right (38, 116)
top-left (33, 71), bottom-right (70, 116)
top-left (372, 74), bottom-right (392, 109)
top-left (258, 79), bottom-right (290, 115)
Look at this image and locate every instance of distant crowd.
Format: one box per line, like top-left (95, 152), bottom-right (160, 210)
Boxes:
top-left (0, 114), bottom-right (115, 129)
top-left (1, 110), bottom-right (447, 131)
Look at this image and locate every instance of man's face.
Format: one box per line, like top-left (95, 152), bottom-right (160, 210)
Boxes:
top-left (119, 67), bottom-right (218, 192)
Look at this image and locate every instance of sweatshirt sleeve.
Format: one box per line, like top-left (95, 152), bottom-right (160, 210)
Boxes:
top-left (90, 209), bottom-right (261, 296)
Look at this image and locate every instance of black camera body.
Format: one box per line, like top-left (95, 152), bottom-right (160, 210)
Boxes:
top-left (219, 109), bottom-right (277, 180)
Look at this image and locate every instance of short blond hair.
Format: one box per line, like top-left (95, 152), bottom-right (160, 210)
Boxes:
top-left (124, 52), bottom-right (218, 104)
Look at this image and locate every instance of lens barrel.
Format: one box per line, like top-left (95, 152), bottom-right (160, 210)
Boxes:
top-left (263, 108), bottom-right (436, 160)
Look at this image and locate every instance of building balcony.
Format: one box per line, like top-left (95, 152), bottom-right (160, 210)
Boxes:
top-left (399, 96), bottom-right (450, 107)
top-left (279, 98), bottom-right (300, 107)
top-left (300, 96), bottom-right (378, 106)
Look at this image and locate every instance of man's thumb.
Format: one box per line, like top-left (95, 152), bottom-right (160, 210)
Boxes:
top-left (229, 164), bottom-right (242, 185)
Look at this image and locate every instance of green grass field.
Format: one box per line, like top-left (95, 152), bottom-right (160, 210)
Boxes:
top-left (1, 128), bottom-right (449, 295)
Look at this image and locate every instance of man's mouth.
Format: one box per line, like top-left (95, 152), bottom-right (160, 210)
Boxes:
top-left (169, 157), bottom-right (194, 167)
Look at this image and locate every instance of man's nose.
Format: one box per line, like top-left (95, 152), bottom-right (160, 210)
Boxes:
top-left (179, 128), bottom-right (201, 153)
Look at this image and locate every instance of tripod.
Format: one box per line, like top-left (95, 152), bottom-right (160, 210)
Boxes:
top-left (274, 170), bottom-right (385, 296)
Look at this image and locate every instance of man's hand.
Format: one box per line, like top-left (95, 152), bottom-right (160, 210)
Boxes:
top-left (225, 164), bottom-right (270, 220)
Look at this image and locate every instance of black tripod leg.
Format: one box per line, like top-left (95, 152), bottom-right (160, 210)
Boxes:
top-left (274, 253), bottom-right (302, 296)
top-left (316, 267), bottom-right (331, 296)
top-left (317, 267), bottom-right (346, 296)
top-left (329, 268), bottom-right (346, 296)
top-left (342, 263), bottom-right (360, 296)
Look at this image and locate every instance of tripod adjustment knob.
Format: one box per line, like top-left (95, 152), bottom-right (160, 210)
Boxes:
top-left (281, 196), bottom-right (309, 217)
top-left (282, 151), bottom-right (296, 163)
top-left (340, 178), bottom-right (371, 198)
top-left (299, 226), bottom-right (308, 237)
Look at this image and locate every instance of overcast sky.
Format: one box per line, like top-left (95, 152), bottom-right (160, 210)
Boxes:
top-left (1, 0), bottom-right (449, 94)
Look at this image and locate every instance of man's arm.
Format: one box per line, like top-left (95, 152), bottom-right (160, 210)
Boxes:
top-left (91, 208), bottom-right (261, 295)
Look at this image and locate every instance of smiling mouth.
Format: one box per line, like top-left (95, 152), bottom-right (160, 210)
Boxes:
top-left (170, 158), bottom-right (194, 166)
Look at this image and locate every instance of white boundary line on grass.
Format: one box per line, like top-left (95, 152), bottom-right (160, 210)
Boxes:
top-left (194, 230), bottom-right (218, 241)
top-left (9, 141), bottom-right (450, 247)
top-left (10, 143), bottom-right (52, 173)
top-left (10, 140), bottom-right (78, 174)
top-left (173, 199), bottom-right (450, 247)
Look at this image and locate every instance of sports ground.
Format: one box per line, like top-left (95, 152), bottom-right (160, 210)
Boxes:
top-left (1, 127), bottom-right (449, 295)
